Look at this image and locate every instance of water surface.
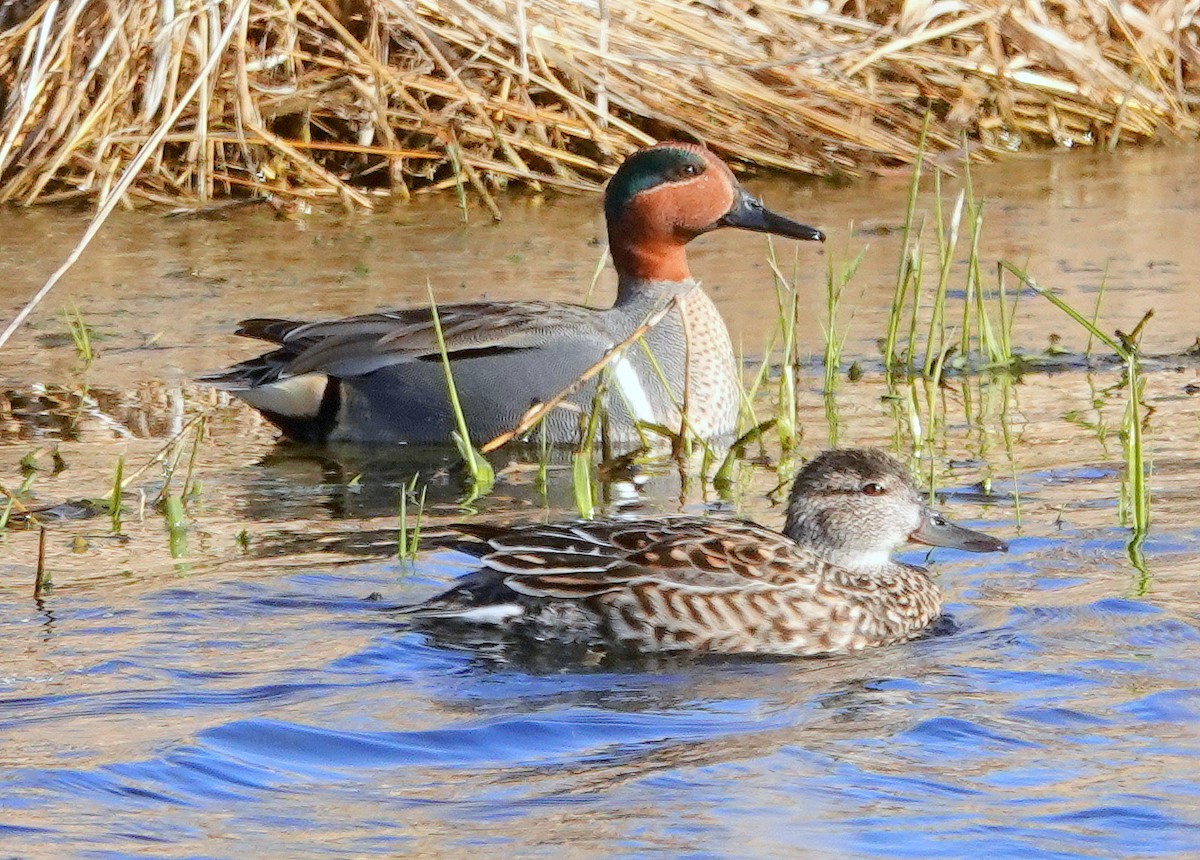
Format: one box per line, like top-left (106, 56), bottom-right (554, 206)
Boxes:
top-left (1, 146), bottom-right (1199, 858)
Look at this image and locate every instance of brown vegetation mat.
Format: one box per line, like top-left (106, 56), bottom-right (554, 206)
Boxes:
top-left (0, 0), bottom-right (1197, 210)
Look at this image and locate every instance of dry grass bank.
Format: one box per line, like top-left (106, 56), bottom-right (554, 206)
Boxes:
top-left (0, 0), bottom-right (1197, 209)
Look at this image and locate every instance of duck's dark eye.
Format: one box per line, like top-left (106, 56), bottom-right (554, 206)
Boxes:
top-left (862, 482), bottom-right (887, 496)
top-left (675, 162), bottom-right (701, 179)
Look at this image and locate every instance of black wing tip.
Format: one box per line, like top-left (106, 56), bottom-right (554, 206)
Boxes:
top-left (236, 318), bottom-right (305, 343)
top-left (194, 367), bottom-right (249, 388)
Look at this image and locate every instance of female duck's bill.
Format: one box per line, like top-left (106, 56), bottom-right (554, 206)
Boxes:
top-left (911, 510), bottom-right (1007, 554)
top-left (401, 448), bottom-right (1008, 660)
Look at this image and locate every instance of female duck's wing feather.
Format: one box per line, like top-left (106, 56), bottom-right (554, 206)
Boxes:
top-left (476, 516), bottom-right (834, 601)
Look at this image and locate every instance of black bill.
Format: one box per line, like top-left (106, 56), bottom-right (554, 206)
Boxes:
top-left (718, 188), bottom-right (825, 242)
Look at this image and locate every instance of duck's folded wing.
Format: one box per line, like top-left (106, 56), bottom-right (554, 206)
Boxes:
top-left (484, 517), bottom-right (828, 599)
top-left (275, 300), bottom-right (602, 378)
top-left (475, 523), bottom-right (640, 599)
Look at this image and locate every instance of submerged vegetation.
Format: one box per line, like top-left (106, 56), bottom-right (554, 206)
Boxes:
top-left (0, 1), bottom-right (1197, 209)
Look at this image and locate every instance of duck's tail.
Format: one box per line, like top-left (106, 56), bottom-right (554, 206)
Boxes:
top-left (197, 318), bottom-right (341, 443)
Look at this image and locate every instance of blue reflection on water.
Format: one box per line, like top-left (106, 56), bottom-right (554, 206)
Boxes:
top-left (2, 525), bottom-right (1200, 858)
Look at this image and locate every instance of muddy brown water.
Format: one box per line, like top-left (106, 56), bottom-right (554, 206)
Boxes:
top-left (1, 146), bottom-right (1199, 857)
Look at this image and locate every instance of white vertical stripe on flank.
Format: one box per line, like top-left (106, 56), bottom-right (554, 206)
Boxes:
top-left (611, 353), bottom-right (656, 422)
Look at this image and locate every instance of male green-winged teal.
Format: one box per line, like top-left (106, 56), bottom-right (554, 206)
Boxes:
top-left (200, 143), bottom-right (824, 445)
top-left (403, 449), bottom-right (1007, 657)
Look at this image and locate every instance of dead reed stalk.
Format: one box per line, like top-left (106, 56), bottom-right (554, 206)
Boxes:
top-left (0, 0), bottom-right (1196, 207)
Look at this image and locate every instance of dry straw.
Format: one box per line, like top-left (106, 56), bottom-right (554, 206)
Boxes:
top-left (0, 0), bottom-right (1197, 209)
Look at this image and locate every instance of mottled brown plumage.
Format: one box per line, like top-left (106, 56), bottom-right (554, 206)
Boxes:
top-left (405, 449), bottom-right (1007, 657)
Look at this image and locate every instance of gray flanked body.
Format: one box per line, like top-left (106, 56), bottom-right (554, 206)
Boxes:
top-left (208, 285), bottom-right (739, 445)
top-left (337, 292), bottom-right (738, 444)
top-left (199, 142), bottom-right (823, 446)
top-left (404, 449), bottom-right (1008, 658)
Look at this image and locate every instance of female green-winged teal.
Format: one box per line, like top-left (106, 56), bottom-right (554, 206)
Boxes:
top-left (404, 449), bottom-right (1007, 657)
top-left (200, 143), bottom-right (824, 445)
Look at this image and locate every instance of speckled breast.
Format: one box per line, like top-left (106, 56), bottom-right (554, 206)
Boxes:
top-left (674, 286), bottom-right (742, 438)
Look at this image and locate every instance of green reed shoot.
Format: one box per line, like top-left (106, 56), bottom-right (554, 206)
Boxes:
top-left (427, 284), bottom-right (494, 496)
top-left (163, 494), bottom-right (187, 559)
top-left (735, 330), bottom-right (778, 446)
top-left (109, 454), bottom-right (125, 534)
top-left (33, 527), bottom-right (50, 599)
top-left (1000, 260), bottom-right (1150, 549)
top-left (957, 153), bottom-right (983, 362)
top-left (1084, 265), bottom-right (1110, 359)
top-left (822, 244), bottom-right (865, 396)
top-left (571, 444), bottom-right (596, 520)
top-left (994, 259), bottom-right (1019, 365)
top-left (884, 118), bottom-right (928, 378)
top-left (64, 300), bottom-right (94, 365)
top-left (0, 471), bottom-right (38, 530)
top-left (582, 240), bottom-right (609, 306)
top-left (817, 236), bottom-right (864, 448)
top-left (732, 249), bottom-right (817, 467)
top-left (0, 493), bottom-right (15, 532)
top-left (571, 380), bottom-right (610, 518)
top-left (922, 174), bottom-right (963, 378)
top-left (155, 416), bottom-right (206, 508)
top-left (996, 379), bottom-right (1023, 529)
top-left (956, 144), bottom-right (1014, 370)
top-left (533, 422), bottom-right (551, 503)
top-left (904, 229), bottom-right (927, 372)
top-left (876, 131), bottom-right (1025, 382)
top-left (1121, 356), bottom-right (1149, 544)
top-left (971, 232), bottom-right (1011, 368)
top-left (571, 450), bottom-right (595, 518)
top-left (765, 243), bottom-right (801, 453)
top-left (157, 442), bottom-right (183, 506)
top-left (633, 336), bottom-right (716, 463)
top-left (397, 474), bottom-right (427, 561)
top-left (902, 380), bottom-right (924, 450)
top-left (181, 416), bottom-right (206, 500)
top-left (713, 418), bottom-right (776, 491)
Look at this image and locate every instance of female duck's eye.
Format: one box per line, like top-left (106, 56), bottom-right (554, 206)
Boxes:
top-left (862, 482), bottom-right (887, 496)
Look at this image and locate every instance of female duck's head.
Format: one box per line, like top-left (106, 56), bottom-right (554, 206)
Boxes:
top-left (603, 142), bottom-right (824, 284)
top-left (783, 448), bottom-right (1008, 570)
